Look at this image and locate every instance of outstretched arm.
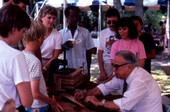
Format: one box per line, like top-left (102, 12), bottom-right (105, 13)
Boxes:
top-left (85, 96), bottom-right (120, 110)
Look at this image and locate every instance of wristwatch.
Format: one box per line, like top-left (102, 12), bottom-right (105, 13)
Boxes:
top-left (100, 99), bottom-right (106, 106)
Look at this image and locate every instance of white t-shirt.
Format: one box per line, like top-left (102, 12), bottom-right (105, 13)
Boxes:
top-left (60, 26), bottom-right (95, 73)
top-left (97, 67), bottom-right (162, 112)
top-left (98, 28), bottom-right (117, 63)
top-left (41, 29), bottom-right (62, 59)
top-left (0, 40), bottom-right (30, 110)
top-left (23, 51), bottom-right (48, 108)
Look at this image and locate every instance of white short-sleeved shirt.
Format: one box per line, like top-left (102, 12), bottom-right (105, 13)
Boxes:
top-left (41, 29), bottom-right (62, 59)
top-left (23, 51), bottom-right (48, 108)
top-left (98, 28), bottom-right (117, 63)
top-left (60, 26), bottom-right (95, 72)
top-left (97, 67), bottom-right (162, 112)
top-left (0, 40), bottom-right (30, 110)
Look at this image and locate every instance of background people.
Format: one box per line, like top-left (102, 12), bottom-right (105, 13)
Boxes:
top-left (131, 16), bottom-right (156, 73)
top-left (23, 19), bottom-right (63, 112)
top-left (60, 6), bottom-right (95, 80)
top-left (0, 3), bottom-right (33, 111)
top-left (12, 0), bottom-right (29, 51)
top-left (13, 0), bottom-right (28, 11)
top-left (159, 21), bottom-right (167, 47)
top-left (110, 17), bottom-right (146, 67)
top-left (75, 50), bottom-right (162, 112)
top-left (97, 7), bottom-right (120, 82)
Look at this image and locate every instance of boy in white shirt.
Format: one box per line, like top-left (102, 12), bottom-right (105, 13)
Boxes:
top-left (0, 3), bottom-right (33, 111)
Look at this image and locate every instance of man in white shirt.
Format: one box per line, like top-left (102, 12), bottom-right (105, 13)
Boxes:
top-left (60, 6), bottom-right (95, 80)
top-left (0, 3), bottom-right (33, 111)
top-left (75, 50), bottom-right (162, 112)
top-left (98, 7), bottom-right (120, 81)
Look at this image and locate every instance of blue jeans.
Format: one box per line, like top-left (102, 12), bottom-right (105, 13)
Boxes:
top-left (25, 105), bottom-right (49, 112)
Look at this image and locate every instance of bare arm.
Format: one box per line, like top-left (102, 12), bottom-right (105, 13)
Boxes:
top-left (43, 49), bottom-right (61, 71)
top-left (146, 49), bottom-right (156, 59)
top-left (98, 50), bottom-right (107, 80)
top-left (138, 59), bottom-right (145, 67)
top-left (31, 80), bottom-right (63, 111)
top-left (16, 82), bottom-right (33, 108)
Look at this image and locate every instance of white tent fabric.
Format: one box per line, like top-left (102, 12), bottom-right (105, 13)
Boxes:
top-left (44, 0), bottom-right (165, 7)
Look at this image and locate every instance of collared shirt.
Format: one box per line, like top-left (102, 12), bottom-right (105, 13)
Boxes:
top-left (59, 26), bottom-right (95, 72)
top-left (41, 29), bottom-right (62, 59)
top-left (97, 67), bottom-right (162, 112)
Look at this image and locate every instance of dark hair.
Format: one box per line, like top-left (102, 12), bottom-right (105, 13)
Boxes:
top-left (115, 50), bottom-right (138, 67)
top-left (0, 3), bottom-right (30, 38)
top-left (130, 16), bottom-right (143, 26)
top-left (117, 17), bottom-right (138, 39)
top-left (105, 7), bottom-right (120, 19)
top-left (38, 5), bottom-right (58, 19)
top-left (159, 21), bottom-right (164, 26)
top-left (13, 0), bottom-right (29, 5)
top-left (64, 6), bottom-right (80, 17)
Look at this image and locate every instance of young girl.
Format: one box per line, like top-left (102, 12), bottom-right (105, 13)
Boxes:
top-left (110, 17), bottom-right (146, 67)
top-left (23, 19), bottom-right (63, 112)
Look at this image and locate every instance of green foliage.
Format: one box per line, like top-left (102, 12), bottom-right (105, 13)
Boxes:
top-left (143, 10), bottom-right (167, 32)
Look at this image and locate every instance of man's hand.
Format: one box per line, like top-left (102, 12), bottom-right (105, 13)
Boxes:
top-left (85, 96), bottom-right (101, 107)
top-left (105, 40), bottom-right (115, 47)
top-left (63, 40), bottom-right (74, 48)
top-left (74, 91), bottom-right (87, 100)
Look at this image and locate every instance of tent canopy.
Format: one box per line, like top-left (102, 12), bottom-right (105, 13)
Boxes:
top-left (40, 0), bottom-right (168, 7)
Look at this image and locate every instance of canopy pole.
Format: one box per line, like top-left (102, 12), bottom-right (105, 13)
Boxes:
top-left (98, 2), bottom-right (101, 33)
top-left (167, 0), bottom-right (170, 49)
top-left (34, 0), bottom-right (47, 20)
top-left (63, 0), bottom-right (67, 28)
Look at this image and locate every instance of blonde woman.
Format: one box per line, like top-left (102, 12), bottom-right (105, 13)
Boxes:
top-left (38, 5), bottom-right (62, 75)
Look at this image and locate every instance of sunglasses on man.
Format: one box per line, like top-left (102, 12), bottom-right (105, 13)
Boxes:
top-left (107, 20), bottom-right (118, 25)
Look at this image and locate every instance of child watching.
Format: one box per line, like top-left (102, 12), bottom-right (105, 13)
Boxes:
top-left (22, 19), bottom-right (63, 112)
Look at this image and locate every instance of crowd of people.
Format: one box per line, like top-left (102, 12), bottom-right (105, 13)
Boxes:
top-left (0, 0), bottom-right (164, 112)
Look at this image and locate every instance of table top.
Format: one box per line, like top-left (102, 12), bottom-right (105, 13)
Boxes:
top-left (55, 93), bottom-right (119, 112)
top-left (49, 76), bottom-right (120, 112)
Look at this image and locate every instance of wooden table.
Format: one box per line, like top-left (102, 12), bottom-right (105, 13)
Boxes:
top-left (55, 93), bottom-right (119, 112)
top-left (49, 75), bottom-right (120, 112)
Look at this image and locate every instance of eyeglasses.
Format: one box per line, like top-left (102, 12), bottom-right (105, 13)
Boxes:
top-left (107, 20), bottom-right (118, 25)
top-left (111, 63), bottom-right (128, 70)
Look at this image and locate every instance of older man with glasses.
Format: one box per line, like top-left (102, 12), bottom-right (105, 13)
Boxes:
top-left (98, 7), bottom-right (120, 82)
top-left (75, 50), bottom-right (162, 112)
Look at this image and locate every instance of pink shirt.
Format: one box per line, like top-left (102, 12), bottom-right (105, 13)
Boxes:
top-left (110, 39), bottom-right (146, 59)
